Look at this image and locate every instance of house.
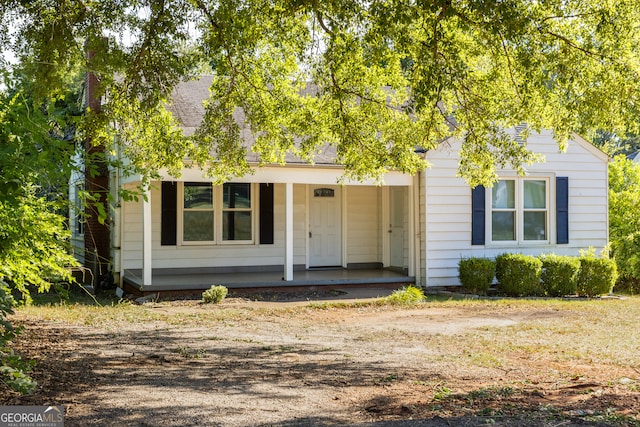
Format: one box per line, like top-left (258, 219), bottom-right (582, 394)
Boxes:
top-left (69, 77), bottom-right (610, 294)
top-left (422, 131), bottom-right (609, 287)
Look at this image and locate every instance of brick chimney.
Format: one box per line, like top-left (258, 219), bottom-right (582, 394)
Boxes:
top-left (84, 45), bottom-right (111, 291)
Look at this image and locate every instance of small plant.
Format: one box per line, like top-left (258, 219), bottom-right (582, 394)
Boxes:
top-left (458, 257), bottom-right (496, 295)
top-left (385, 285), bottom-right (425, 305)
top-left (495, 253), bottom-right (543, 297)
top-left (433, 386), bottom-right (452, 401)
top-left (539, 254), bottom-right (580, 297)
top-left (576, 255), bottom-right (618, 297)
top-left (173, 346), bottom-right (207, 359)
top-left (202, 285), bottom-right (228, 304)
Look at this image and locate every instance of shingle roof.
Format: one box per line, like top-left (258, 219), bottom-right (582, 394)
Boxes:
top-left (167, 76), bottom-right (338, 165)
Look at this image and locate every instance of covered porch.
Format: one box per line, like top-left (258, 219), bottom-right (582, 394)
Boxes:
top-left (116, 165), bottom-right (421, 293)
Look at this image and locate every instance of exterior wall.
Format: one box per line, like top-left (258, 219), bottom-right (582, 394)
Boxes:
top-left (68, 168), bottom-right (85, 264)
top-left (423, 131), bottom-right (609, 287)
top-left (121, 183), bottom-right (384, 273)
top-left (122, 183), bottom-right (305, 271)
top-left (346, 186), bottom-right (381, 264)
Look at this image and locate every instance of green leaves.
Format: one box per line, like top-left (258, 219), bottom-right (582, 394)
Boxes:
top-left (3, 0), bottom-right (640, 186)
top-left (609, 155), bottom-right (640, 242)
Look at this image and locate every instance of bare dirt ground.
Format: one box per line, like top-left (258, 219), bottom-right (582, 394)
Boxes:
top-left (3, 290), bottom-right (640, 426)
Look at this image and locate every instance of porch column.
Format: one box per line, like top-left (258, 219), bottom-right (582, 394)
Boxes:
top-left (142, 186), bottom-right (152, 286)
top-left (408, 177), bottom-right (417, 278)
top-left (284, 182), bottom-right (294, 281)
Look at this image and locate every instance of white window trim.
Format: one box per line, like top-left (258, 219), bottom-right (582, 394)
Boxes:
top-left (178, 182), bottom-right (256, 246)
top-left (486, 175), bottom-right (552, 246)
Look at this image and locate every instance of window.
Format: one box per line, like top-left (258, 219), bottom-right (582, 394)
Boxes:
top-left (314, 188), bottom-right (335, 197)
top-left (490, 178), bottom-right (548, 243)
top-left (223, 183), bottom-right (252, 241)
top-left (183, 183), bottom-right (214, 242)
top-left (181, 182), bottom-right (254, 244)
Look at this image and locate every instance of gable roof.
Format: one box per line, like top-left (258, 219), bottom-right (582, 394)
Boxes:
top-left (167, 76), bottom-right (338, 165)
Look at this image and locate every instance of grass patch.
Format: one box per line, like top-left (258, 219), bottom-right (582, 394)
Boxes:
top-left (13, 292), bottom-right (640, 372)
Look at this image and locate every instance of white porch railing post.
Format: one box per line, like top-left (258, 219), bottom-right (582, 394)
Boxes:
top-left (142, 186), bottom-right (152, 286)
top-left (284, 182), bottom-right (294, 281)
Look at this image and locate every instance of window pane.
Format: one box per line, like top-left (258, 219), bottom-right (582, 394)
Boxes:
top-left (524, 180), bottom-right (546, 209)
top-left (184, 184), bottom-right (213, 209)
top-left (492, 211), bottom-right (515, 241)
top-left (223, 211), bottom-right (252, 240)
top-left (492, 180), bottom-right (515, 209)
top-left (183, 211), bottom-right (214, 241)
top-left (224, 183), bottom-right (251, 209)
top-left (524, 211), bottom-right (547, 240)
top-left (314, 188), bottom-right (335, 197)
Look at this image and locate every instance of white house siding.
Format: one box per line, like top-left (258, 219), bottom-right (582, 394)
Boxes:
top-left (121, 183), bottom-right (310, 271)
top-left (121, 182), bottom-right (388, 273)
top-left (423, 131), bottom-right (609, 287)
top-left (346, 186), bottom-right (381, 264)
top-left (68, 164), bottom-right (85, 264)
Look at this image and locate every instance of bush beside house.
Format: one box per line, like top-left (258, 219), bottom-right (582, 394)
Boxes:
top-left (495, 253), bottom-right (543, 297)
top-left (458, 253), bottom-right (616, 298)
top-left (539, 254), bottom-right (580, 297)
top-left (576, 256), bottom-right (618, 297)
top-left (458, 258), bottom-right (496, 295)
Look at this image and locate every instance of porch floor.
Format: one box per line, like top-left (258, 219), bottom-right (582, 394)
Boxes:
top-left (123, 268), bottom-right (415, 293)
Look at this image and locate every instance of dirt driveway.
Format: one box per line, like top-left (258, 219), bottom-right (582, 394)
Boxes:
top-left (4, 289), bottom-right (639, 426)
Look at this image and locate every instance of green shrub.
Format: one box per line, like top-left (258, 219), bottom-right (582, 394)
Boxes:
top-left (495, 253), bottom-right (543, 297)
top-left (385, 285), bottom-right (425, 305)
top-left (610, 231), bottom-right (640, 294)
top-left (539, 254), bottom-right (580, 297)
top-left (202, 285), bottom-right (228, 304)
top-left (458, 257), bottom-right (496, 295)
top-left (576, 256), bottom-right (618, 297)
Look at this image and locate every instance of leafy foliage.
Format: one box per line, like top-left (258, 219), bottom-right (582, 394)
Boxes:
top-left (610, 232), bottom-right (640, 294)
top-left (458, 258), bottom-right (495, 295)
top-left (0, 74), bottom-right (80, 395)
top-left (0, 80), bottom-right (79, 301)
top-left (1, 1), bottom-right (640, 186)
top-left (385, 286), bottom-right (425, 305)
top-left (608, 156), bottom-right (640, 291)
top-left (0, 282), bottom-right (37, 394)
top-left (539, 254), bottom-right (580, 297)
top-left (576, 255), bottom-right (618, 298)
top-left (495, 254), bottom-right (543, 297)
top-left (202, 285), bottom-right (228, 304)
top-left (608, 156), bottom-right (640, 242)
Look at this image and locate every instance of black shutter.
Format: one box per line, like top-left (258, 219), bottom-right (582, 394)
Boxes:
top-left (556, 177), bottom-right (569, 244)
top-left (161, 181), bottom-right (177, 246)
top-left (471, 185), bottom-right (486, 245)
top-left (259, 183), bottom-right (274, 244)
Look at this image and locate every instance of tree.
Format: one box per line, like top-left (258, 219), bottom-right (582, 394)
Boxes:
top-left (609, 155), bottom-right (640, 242)
top-left (0, 73), bottom-right (80, 393)
top-left (2, 0), bottom-right (639, 188)
top-left (607, 155), bottom-right (640, 292)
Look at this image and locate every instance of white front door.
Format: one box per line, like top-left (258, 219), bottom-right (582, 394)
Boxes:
top-left (309, 186), bottom-right (342, 267)
top-left (389, 187), bottom-right (406, 268)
